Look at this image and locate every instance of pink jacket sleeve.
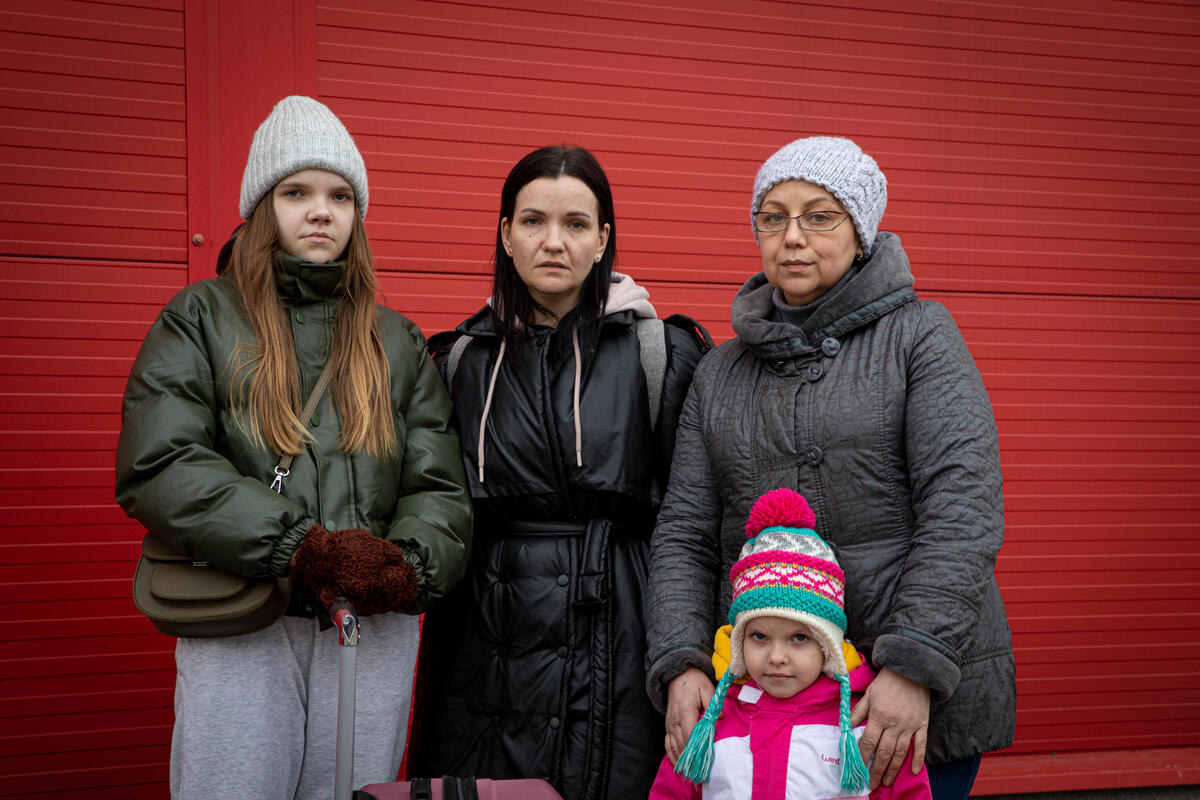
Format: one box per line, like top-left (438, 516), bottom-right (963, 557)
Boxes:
top-left (648, 756), bottom-right (700, 800)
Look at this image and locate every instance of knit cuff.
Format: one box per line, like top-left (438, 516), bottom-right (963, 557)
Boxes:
top-left (870, 632), bottom-right (960, 702)
top-left (270, 518), bottom-right (317, 577)
top-left (645, 646), bottom-right (715, 715)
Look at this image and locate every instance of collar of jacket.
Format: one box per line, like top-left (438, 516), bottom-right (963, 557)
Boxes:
top-left (275, 252), bottom-right (347, 304)
top-left (456, 272), bottom-right (657, 339)
top-left (456, 307), bottom-right (649, 340)
top-left (735, 660), bottom-right (876, 713)
top-left (732, 231), bottom-right (919, 361)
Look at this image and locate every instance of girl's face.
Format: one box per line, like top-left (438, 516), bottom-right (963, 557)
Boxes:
top-left (742, 616), bottom-right (826, 699)
top-left (757, 179), bottom-right (859, 307)
top-left (272, 169), bottom-right (356, 263)
top-left (500, 176), bottom-right (610, 322)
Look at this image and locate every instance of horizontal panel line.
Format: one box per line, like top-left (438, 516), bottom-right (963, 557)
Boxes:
top-left (322, 34), bottom-right (1200, 93)
top-left (0, 63), bottom-right (184, 90)
top-left (325, 1), bottom-right (1200, 37)
top-left (319, 46), bottom-right (1200, 104)
top-left (323, 76), bottom-right (1200, 139)
top-left (339, 116), bottom-right (1200, 167)
top-left (321, 39), bottom-right (1200, 97)
top-left (321, 14), bottom-right (1200, 61)
top-left (0, 252), bottom-right (185, 265)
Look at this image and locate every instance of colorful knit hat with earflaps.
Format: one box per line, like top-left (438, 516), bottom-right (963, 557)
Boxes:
top-left (674, 488), bottom-right (870, 792)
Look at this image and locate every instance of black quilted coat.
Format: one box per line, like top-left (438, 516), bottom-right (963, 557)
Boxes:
top-left (409, 299), bottom-right (709, 800)
top-left (645, 232), bottom-right (1016, 763)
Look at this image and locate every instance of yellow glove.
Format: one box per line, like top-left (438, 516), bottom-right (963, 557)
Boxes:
top-left (712, 624), bottom-right (863, 680)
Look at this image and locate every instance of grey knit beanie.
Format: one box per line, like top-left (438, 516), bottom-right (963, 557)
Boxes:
top-left (239, 95), bottom-right (368, 220)
top-left (751, 136), bottom-right (886, 255)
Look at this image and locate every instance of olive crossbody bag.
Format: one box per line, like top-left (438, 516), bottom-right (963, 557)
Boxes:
top-left (132, 363), bottom-right (332, 637)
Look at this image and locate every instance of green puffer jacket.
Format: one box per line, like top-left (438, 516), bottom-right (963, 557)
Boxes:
top-left (115, 258), bottom-right (472, 623)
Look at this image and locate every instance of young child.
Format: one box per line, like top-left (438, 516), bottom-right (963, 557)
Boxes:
top-left (650, 488), bottom-right (931, 799)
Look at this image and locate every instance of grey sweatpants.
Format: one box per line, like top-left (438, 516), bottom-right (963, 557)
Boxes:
top-left (170, 612), bottom-right (418, 800)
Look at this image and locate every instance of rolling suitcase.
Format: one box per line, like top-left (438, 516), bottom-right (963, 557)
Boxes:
top-left (331, 599), bottom-right (563, 800)
top-left (355, 776), bottom-right (563, 800)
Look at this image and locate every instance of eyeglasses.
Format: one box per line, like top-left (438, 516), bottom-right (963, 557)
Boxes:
top-left (752, 210), bottom-right (848, 234)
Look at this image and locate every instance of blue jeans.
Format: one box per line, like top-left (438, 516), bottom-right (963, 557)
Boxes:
top-left (928, 754), bottom-right (983, 800)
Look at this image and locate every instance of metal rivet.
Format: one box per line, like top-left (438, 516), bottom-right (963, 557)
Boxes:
top-left (191, 233), bottom-right (204, 246)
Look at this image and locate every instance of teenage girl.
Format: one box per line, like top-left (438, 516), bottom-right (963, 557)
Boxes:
top-left (115, 96), bottom-right (472, 800)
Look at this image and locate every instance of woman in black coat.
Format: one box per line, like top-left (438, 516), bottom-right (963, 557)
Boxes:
top-left (408, 145), bottom-right (710, 800)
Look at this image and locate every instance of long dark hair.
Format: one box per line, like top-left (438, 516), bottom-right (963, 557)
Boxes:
top-left (491, 145), bottom-right (617, 361)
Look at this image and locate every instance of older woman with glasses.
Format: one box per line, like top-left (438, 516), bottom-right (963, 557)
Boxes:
top-left (645, 136), bottom-right (1015, 800)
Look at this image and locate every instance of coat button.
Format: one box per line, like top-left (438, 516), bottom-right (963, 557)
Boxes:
top-left (295, 311), bottom-right (305, 324)
top-left (557, 646), bottom-right (568, 658)
top-left (325, 520), bottom-right (336, 530)
top-left (807, 364), bottom-right (823, 380)
top-left (821, 337), bottom-right (840, 357)
top-left (305, 605), bottom-right (314, 613)
top-left (773, 359), bottom-right (785, 369)
top-left (549, 717), bottom-right (560, 729)
top-left (311, 412), bottom-right (320, 427)
top-left (807, 446), bottom-right (824, 466)
top-left (557, 574), bottom-right (569, 587)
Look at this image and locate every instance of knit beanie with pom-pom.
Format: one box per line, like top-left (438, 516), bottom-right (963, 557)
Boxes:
top-left (673, 488), bottom-right (869, 793)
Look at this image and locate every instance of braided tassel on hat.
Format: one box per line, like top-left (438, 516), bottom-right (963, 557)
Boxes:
top-left (673, 670), bottom-right (734, 784)
top-left (837, 673), bottom-right (870, 792)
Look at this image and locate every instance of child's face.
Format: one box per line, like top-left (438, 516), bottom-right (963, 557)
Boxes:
top-left (743, 616), bottom-right (825, 699)
top-left (272, 169), bottom-right (356, 263)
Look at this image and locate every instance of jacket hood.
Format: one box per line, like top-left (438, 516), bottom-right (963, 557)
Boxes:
top-left (731, 231), bottom-right (916, 359)
top-left (604, 272), bottom-right (657, 319)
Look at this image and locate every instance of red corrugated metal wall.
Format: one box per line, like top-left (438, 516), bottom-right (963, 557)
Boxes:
top-left (1, 0), bottom-right (1197, 796)
top-left (0, 1), bottom-right (186, 797)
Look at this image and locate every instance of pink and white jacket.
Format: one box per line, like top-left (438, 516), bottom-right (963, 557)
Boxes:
top-left (649, 663), bottom-right (931, 800)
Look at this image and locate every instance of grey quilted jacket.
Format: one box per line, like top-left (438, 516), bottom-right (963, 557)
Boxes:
top-left (645, 232), bottom-right (1016, 762)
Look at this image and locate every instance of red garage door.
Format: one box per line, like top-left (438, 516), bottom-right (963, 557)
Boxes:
top-left (1, 1), bottom-right (1197, 797)
top-left (0, 1), bottom-right (186, 797)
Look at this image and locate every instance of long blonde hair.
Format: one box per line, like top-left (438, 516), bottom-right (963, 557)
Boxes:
top-left (226, 198), bottom-right (397, 458)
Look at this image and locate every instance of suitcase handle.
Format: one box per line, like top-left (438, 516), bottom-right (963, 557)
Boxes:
top-left (411, 777), bottom-right (432, 800)
top-left (333, 598), bottom-right (359, 800)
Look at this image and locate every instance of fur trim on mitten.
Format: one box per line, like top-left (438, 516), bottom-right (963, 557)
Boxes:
top-left (290, 524), bottom-right (418, 615)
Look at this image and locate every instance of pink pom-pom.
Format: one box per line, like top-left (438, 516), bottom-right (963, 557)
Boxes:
top-left (745, 488), bottom-right (815, 537)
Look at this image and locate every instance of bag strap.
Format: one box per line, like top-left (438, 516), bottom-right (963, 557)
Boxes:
top-left (446, 333), bottom-right (473, 386)
top-left (635, 317), bottom-right (666, 434)
top-left (270, 362), bottom-right (334, 493)
top-left (448, 323), bottom-right (667, 433)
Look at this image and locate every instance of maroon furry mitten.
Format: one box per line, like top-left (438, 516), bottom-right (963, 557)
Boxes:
top-left (290, 525), bottom-right (418, 615)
